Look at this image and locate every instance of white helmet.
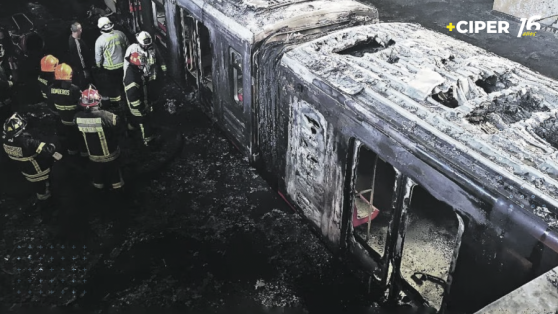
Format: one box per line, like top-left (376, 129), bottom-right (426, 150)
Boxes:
top-left (136, 31), bottom-right (152, 48)
top-left (98, 17), bottom-right (114, 31)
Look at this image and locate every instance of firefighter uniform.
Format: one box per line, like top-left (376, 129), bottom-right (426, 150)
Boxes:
top-left (38, 55), bottom-right (59, 112)
top-left (2, 113), bottom-right (60, 201)
top-left (74, 87), bottom-right (124, 190)
top-left (124, 31), bottom-right (167, 103)
top-left (94, 17), bottom-right (129, 108)
top-left (124, 52), bottom-right (155, 146)
top-left (47, 63), bottom-right (84, 156)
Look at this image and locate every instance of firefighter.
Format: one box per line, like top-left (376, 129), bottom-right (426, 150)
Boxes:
top-left (47, 63), bottom-right (85, 156)
top-left (0, 44), bottom-right (14, 122)
top-left (2, 113), bottom-right (63, 208)
top-left (74, 85), bottom-right (124, 190)
top-left (124, 31), bottom-right (167, 103)
top-left (39, 55), bottom-right (59, 112)
top-left (123, 51), bottom-right (157, 147)
top-left (94, 17), bottom-right (129, 109)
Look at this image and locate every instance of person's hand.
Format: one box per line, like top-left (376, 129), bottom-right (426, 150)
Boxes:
top-left (8, 81), bottom-right (13, 87)
top-left (53, 152), bottom-right (63, 161)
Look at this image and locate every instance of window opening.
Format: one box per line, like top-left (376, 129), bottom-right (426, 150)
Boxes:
top-left (352, 144), bottom-right (397, 258)
top-left (152, 1), bottom-right (167, 35)
top-left (400, 185), bottom-right (461, 311)
top-left (180, 10), bottom-right (197, 79)
top-left (197, 21), bottom-right (212, 92)
top-left (230, 47), bottom-right (243, 106)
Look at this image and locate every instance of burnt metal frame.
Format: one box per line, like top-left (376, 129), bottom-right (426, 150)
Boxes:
top-left (348, 140), bottom-right (466, 312)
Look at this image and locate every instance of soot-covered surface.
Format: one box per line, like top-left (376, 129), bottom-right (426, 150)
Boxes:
top-left (0, 3), bottom-right (387, 312)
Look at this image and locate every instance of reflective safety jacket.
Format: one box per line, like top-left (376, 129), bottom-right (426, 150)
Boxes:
top-left (2, 132), bottom-right (57, 183)
top-left (95, 30), bottom-right (129, 70)
top-left (123, 64), bottom-right (150, 117)
top-left (74, 107), bottom-right (121, 163)
top-left (124, 43), bottom-right (167, 81)
top-left (46, 81), bottom-right (81, 126)
top-left (38, 72), bottom-right (55, 104)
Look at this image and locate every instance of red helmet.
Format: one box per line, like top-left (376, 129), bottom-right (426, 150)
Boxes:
top-left (80, 85), bottom-right (101, 107)
top-left (129, 51), bottom-right (145, 67)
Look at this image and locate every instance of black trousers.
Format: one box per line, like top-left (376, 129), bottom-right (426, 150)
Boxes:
top-left (97, 68), bottom-right (124, 106)
top-left (56, 121), bottom-right (86, 156)
top-left (128, 114), bottom-right (155, 145)
top-left (71, 69), bottom-right (92, 91)
top-left (31, 178), bottom-right (51, 201)
top-left (89, 158), bottom-right (124, 190)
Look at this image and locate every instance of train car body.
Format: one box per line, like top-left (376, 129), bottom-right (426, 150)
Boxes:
top-left (119, 1), bottom-right (558, 313)
top-left (276, 23), bottom-right (558, 312)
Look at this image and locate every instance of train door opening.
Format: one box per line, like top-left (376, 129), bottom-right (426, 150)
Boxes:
top-left (196, 21), bottom-right (213, 105)
top-left (180, 9), bottom-right (198, 83)
top-left (151, 0), bottom-right (168, 48)
top-left (394, 184), bottom-right (464, 312)
top-left (350, 143), bottom-right (400, 283)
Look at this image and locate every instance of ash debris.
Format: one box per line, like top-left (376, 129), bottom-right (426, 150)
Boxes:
top-left (534, 117), bottom-right (558, 151)
top-left (466, 89), bottom-right (549, 131)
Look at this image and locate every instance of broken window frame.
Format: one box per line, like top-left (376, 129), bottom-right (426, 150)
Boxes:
top-left (180, 9), bottom-right (198, 79)
top-left (151, 0), bottom-right (167, 36)
top-left (229, 47), bottom-right (244, 108)
top-left (195, 21), bottom-right (213, 93)
top-left (388, 179), bottom-right (465, 313)
top-left (349, 140), bottom-right (403, 284)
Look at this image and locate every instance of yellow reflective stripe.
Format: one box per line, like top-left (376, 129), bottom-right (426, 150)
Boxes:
top-left (112, 114), bottom-right (117, 126)
top-left (104, 49), bottom-right (113, 67)
top-left (89, 147), bottom-right (120, 162)
top-left (161, 65), bottom-right (167, 71)
top-left (61, 120), bottom-right (76, 126)
top-left (38, 77), bottom-right (47, 85)
top-left (98, 130), bottom-right (109, 156)
top-left (42, 93), bottom-right (47, 99)
top-left (8, 155), bottom-right (36, 161)
top-left (55, 104), bottom-right (77, 111)
top-left (125, 82), bottom-right (140, 91)
top-left (129, 108), bottom-right (143, 116)
top-left (110, 96), bottom-right (121, 102)
top-left (82, 133), bottom-right (91, 155)
top-left (93, 183), bottom-right (105, 189)
top-left (36, 143), bottom-right (45, 154)
top-left (37, 190), bottom-right (51, 200)
top-left (129, 100), bottom-right (141, 106)
top-left (104, 64), bottom-right (123, 70)
top-left (23, 167), bottom-right (50, 179)
top-left (27, 175), bottom-right (49, 183)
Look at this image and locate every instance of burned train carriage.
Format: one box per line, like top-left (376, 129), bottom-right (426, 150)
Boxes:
top-left (142, 0), bottom-right (558, 312)
top-left (275, 23), bottom-right (558, 312)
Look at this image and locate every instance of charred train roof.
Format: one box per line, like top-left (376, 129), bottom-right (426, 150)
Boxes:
top-left (283, 23), bottom-right (558, 226)
top-left (182, 0), bottom-right (378, 42)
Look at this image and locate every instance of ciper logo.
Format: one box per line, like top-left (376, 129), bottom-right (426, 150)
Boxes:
top-left (446, 16), bottom-right (541, 37)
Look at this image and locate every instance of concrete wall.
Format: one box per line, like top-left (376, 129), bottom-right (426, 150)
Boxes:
top-left (493, 0), bottom-right (558, 27)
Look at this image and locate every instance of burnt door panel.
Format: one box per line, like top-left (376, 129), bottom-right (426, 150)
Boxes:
top-left (195, 21), bottom-right (213, 107)
top-left (219, 47), bottom-right (248, 151)
top-left (396, 184), bottom-right (465, 312)
top-left (346, 140), bottom-right (406, 287)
